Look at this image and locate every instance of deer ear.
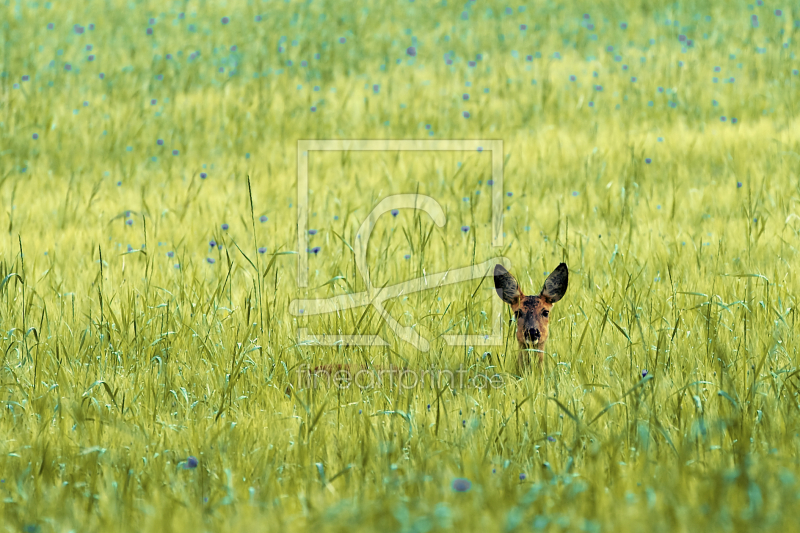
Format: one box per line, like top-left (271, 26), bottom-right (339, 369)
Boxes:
top-left (494, 264), bottom-right (523, 305)
top-left (540, 263), bottom-right (568, 304)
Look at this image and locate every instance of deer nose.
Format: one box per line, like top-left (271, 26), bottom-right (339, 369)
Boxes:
top-left (525, 328), bottom-right (540, 341)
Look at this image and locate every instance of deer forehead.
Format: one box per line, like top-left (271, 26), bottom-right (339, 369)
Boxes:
top-left (513, 296), bottom-right (553, 317)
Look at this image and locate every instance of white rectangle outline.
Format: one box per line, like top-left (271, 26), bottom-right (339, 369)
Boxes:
top-left (296, 139), bottom-right (505, 347)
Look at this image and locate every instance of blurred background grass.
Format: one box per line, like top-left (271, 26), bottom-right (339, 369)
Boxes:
top-left (2, 0), bottom-right (800, 531)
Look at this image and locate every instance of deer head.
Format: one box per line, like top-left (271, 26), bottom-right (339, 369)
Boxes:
top-left (493, 263), bottom-right (568, 372)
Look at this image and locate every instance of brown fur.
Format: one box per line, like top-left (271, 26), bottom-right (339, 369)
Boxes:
top-left (493, 263), bottom-right (568, 372)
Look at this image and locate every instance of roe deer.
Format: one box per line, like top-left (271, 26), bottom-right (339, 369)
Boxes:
top-left (493, 263), bottom-right (569, 372)
top-left (288, 263), bottom-right (568, 395)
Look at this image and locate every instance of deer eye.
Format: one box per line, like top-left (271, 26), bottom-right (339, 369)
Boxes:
top-left (541, 310), bottom-right (549, 318)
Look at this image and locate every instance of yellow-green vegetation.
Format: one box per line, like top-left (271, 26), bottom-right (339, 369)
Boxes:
top-left (2, 0), bottom-right (800, 531)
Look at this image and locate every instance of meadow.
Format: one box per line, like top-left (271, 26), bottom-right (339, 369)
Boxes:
top-left (2, 0), bottom-right (800, 531)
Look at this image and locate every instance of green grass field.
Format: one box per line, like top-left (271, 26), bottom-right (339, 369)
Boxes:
top-left (2, 1), bottom-right (800, 531)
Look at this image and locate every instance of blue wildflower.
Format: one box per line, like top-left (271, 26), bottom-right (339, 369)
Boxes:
top-left (452, 478), bottom-right (472, 492)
